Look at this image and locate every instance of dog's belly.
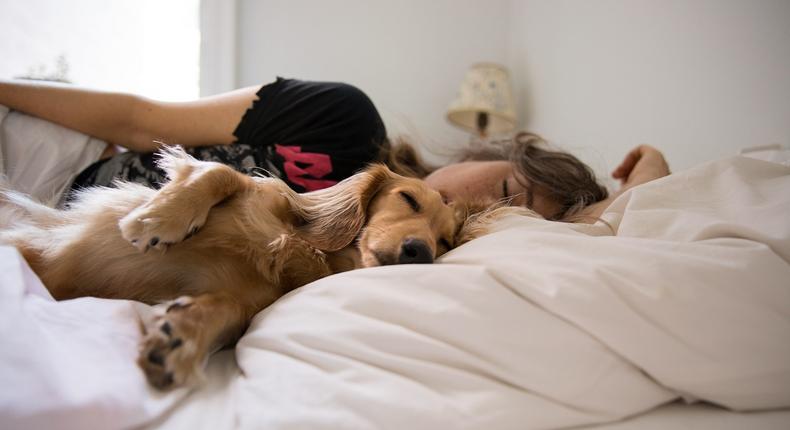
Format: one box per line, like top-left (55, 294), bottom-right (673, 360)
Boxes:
top-left (27, 181), bottom-right (323, 307)
top-left (39, 209), bottom-right (299, 308)
top-left (42, 245), bottom-right (278, 306)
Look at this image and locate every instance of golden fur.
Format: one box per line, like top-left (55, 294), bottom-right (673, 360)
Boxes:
top-left (0, 147), bottom-right (463, 390)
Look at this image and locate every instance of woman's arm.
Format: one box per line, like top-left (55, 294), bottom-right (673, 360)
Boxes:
top-left (578, 145), bottom-right (671, 222)
top-left (0, 79), bottom-right (261, 151)
top-left (610, 145), bottom-right (671, 190)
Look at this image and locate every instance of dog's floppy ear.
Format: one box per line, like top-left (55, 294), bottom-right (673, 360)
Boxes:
top-left (288, 164), bottom-right (397, 251)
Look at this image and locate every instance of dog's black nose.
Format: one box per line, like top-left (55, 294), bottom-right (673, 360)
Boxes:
top-left (398, 238), bottom-right (433, 264)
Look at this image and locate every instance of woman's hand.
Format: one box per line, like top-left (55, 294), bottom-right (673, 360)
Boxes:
top-left (575, 145), bottom-right (670, 223)
top-left (611, 145), bottom-right (670, 191)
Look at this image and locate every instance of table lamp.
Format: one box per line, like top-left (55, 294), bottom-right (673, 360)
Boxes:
top-left (447, 62), bottom-right (517, 140)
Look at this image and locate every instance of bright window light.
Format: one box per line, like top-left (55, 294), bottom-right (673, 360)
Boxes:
top-left (0, 0), bottom-right (200, 101)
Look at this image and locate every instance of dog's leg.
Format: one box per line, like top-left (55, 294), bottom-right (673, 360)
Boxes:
top-left (138, 293), bottom-right (254, 390)
top-left (119, 156), bottom-right (254, 252)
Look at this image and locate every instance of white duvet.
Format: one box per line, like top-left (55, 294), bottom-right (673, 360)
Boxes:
top-left (1, 155), bottom-right (789, 430)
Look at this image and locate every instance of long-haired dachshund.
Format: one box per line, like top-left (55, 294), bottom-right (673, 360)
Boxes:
top-left (0, 147), bottom-right (464, 390)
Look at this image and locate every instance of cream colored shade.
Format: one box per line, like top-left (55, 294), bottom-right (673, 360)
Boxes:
top-left (447, 62), bottom-right (517, 135)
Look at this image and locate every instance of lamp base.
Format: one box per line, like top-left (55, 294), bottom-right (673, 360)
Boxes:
top-left (476, 111), bottom-right (489, 139)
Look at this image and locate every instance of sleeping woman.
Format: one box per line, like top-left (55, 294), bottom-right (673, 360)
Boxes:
top-left (0, 78), bottom-right (670, 220)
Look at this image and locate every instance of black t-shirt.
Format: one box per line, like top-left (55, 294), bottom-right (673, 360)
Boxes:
top-left (69, 78), bottom-right (387, 194)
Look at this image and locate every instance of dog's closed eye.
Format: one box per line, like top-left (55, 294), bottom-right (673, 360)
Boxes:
top-left (399, 191), bottom-right (421, 212)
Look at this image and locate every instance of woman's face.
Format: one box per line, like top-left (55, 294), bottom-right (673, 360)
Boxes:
top-left (423, 160), bottom-right (561, 219)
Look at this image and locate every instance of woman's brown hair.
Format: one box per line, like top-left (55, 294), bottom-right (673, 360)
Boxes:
top-left (376, 136), bottom-right (435, 179)
top-left (378, 132), bottom-right (608, 221)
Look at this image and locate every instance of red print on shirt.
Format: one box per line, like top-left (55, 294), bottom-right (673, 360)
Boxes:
top-left (274, 144), bottom-right (338, 191)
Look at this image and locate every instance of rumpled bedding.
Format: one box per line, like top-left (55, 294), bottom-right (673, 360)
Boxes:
top-left (0, 104), bottom-right (107, 207)
top-left (1, 155), bottom-right (788, 430)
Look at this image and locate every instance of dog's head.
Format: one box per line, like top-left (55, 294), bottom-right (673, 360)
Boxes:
top-left (291, 164), bottom-right (461, 267)
top-left (356, 167), bottom-right (458, 267)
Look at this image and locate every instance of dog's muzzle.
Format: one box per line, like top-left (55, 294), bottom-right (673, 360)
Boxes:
top-left (398, 238), bottom-right (433, 264)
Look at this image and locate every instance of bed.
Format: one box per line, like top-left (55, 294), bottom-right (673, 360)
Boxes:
top-left (1, 110), bottom-right (789, 429)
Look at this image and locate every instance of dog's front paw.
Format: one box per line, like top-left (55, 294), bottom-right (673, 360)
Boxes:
top-left (138, 297), bottom-right (203, 390)
top-left (119, 201), bottom-right (207, 252)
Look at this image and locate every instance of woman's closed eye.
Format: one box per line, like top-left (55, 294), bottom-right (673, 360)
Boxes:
top-left (503, 178), bottom-right (520, 202)
top-left (503, 177), bottom-right (529, 207)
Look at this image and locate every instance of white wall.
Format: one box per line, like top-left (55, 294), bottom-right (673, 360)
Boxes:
top-left (235, 0), bottom-right (790, 176)
top-left (508, 0), bottom-right (790, 176)
top-left (236, 0), bottom-right (510, 164)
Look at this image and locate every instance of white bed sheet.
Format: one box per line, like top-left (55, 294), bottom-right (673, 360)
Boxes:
top-left (584, 402), bottom-right (790, 429)
top-left (1, 155), bottom-right (789, 430)
top-left (0, 247), bottom-right (187, 430)
top-left (0, 104), bottom-right (107, 207)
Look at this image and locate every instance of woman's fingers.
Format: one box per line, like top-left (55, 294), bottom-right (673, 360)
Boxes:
top-left (612, 145), bottom-right (647, 180)
top-left (612, 145), bottom-right (670, 187)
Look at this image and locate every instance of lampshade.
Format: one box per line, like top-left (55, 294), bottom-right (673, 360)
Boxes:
top-left (447, 62), bottom-right (517, 136)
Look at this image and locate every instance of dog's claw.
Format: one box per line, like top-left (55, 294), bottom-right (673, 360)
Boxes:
top-left (148, 350), bottom-right (165, 366)
top-left (184, 226), bottom-right (200, 240)
top-left (161, 372), bottom-right (174, 387)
